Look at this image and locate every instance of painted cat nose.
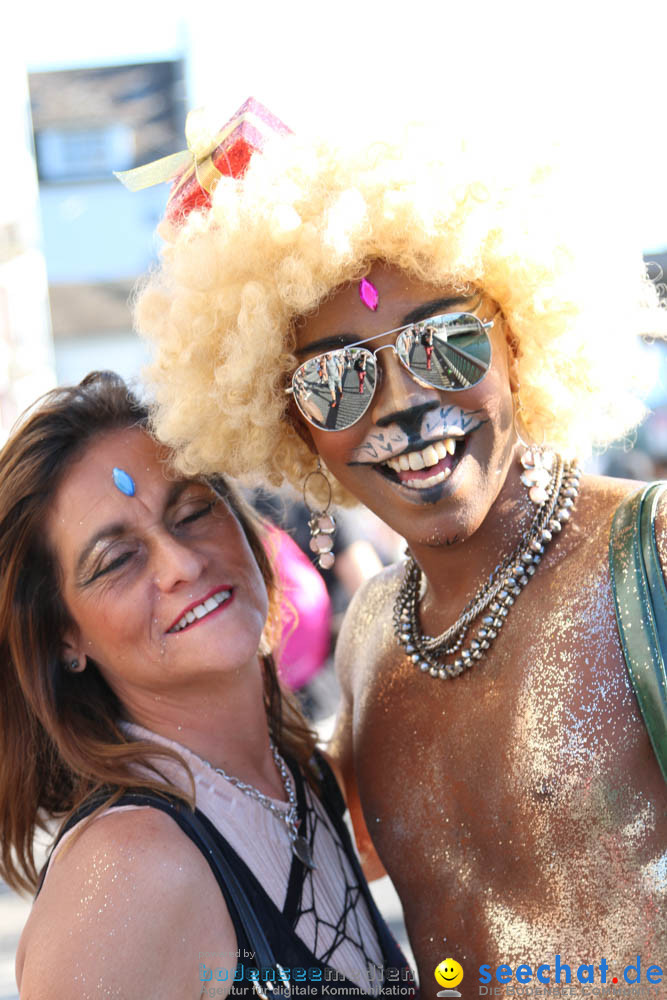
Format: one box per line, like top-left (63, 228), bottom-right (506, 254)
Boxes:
top-left (370, 348), bottom-right (442, 429)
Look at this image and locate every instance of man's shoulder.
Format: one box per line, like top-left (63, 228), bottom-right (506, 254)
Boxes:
top-left (573, 474), bottom-right (667, 588)
top-left (344, 561), bottom-right (405, 621)
top-left (335, 562), bottom-right (405, 691)
top-left (574, 473), bottom-right (647, 535)
top-left (615, 475), bottom-right (667, 572)
top-left (581, 471), bottom-right (646, 503)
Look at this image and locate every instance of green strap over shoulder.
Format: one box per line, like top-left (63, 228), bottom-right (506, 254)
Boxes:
top-left (609, 482), bottom-right (667, 783)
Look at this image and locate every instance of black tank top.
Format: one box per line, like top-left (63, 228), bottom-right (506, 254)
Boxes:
top-left (38, 753), bottom-right (417, 1000)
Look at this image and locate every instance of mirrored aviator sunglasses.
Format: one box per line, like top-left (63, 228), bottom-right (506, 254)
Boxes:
top-left (287, 312), bottom-right (494, 432)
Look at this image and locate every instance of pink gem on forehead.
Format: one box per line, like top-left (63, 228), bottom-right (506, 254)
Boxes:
top-left (359, 277), bottom-right (379, 311)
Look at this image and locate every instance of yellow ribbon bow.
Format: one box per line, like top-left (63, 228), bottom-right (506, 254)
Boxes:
top-left (114, 106), bottom-right (265, 195)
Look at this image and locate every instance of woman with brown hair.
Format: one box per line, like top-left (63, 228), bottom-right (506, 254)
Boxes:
top-left (2, 371), bottom-right (413, 1000)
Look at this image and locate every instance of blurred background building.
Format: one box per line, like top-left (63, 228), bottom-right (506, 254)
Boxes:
top-left (0, 51), bottom-right (53, 445)
top-left (30, 60), bottom-right (185, 383)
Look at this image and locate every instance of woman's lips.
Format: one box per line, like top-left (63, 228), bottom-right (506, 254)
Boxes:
top-left (167, 587), bottom-right (234, 634)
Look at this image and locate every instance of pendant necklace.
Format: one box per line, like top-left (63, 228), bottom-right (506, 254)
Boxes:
top-left (204, 741), bottom-right (316, 870)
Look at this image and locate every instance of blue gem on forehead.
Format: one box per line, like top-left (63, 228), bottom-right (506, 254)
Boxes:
top-left (112, 467), bottom-right (136, 497)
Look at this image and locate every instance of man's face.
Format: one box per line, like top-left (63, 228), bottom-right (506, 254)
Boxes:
top-left (292, 262), bottom-right (519, 548)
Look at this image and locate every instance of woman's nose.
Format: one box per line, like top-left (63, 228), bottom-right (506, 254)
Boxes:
top-left (369, 346), bottom-right (442, 429)
top-left (152, 532), bottom-right (206, 591)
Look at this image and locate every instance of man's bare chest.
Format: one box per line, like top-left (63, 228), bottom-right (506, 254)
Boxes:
top-left (348, 561), bottom-right (644, 876)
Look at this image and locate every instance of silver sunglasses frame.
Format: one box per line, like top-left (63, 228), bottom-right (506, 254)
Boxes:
top-left (286, 312), bottom-right (495, 432)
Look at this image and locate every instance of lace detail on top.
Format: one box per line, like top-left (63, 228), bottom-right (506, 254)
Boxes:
top-left (292, 784), bottom-right (386, 991)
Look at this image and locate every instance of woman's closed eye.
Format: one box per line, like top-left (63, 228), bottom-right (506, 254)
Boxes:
top-left (88, 545), bottom-right (138, 582)
top-left (173, 500), bottom-right (216, 529)
top-left (82, 498), bottom-right (219, 584)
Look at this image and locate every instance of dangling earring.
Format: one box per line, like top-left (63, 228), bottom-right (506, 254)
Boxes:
top-left (303, 461), bottom-right (336, 570)
top-left (258, 633), bottom-right (273, 657)
top-left (513, 395), bottom-right (554, 506)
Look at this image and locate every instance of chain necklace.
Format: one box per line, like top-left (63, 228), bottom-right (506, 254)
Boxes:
top-left (393, 454), bottom-right (580, 678)
top-left (204, 741), bottom-right (317, 870)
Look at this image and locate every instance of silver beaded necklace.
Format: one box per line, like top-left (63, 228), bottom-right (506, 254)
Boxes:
top-left (393, 455), bottom-right (580, 678)
top-left (204, 741), bottom-right (317, 870)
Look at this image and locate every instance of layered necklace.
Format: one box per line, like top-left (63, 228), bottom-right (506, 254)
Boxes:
top-left (393, 453), bottom-right (580, 678)
top-left (204, 740), bottom-right (316, 870)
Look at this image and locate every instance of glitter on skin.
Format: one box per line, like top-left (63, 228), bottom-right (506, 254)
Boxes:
top-left (332, 477), bottom-right (667, 988)
top-left (18, 807), bottom-right (238, 999)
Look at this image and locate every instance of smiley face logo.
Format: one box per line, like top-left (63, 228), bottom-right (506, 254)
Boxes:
top-left (435, 958), bottom-right (464, 990)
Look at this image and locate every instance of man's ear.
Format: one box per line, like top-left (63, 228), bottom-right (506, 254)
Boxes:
top-left (286, 399), bottom-right (318, 455)
top-left (507, 351), bottom-right (521, 395)
top-left (503, 319), bottom-right (521, 395)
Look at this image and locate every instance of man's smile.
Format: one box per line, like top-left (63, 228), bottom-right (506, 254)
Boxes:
top-left (345, 403), bottom-right (487, 495)
top-left (347, 404), bottom-right (487, 466)
top-left (375, 434), bottom-right (468, 490)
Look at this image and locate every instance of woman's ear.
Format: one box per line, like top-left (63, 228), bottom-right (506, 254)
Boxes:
top-left (61, 631), bottom-right (87, 673)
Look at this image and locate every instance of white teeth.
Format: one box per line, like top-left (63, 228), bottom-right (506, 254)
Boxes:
top-left (382, 435), bottom-right (465, 481)
top-left (169, 590), bottom-right (231, 632)
top-left (422, 445), bottom-right (439, 468)
top-left (404, 467), bottom-right (452, 489)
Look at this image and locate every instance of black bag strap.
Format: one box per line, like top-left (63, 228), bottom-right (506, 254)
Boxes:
top-left (609, 482), bottom-right (667, 782)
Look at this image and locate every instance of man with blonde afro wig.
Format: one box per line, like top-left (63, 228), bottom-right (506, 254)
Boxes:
top-left (137, 121), bottom-right (667, 988)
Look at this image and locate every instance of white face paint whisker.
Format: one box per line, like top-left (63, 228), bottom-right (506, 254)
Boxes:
top-left (348, 407), bottom-right (487, 466)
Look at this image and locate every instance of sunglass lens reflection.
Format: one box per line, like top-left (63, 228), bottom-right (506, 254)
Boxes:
top-left (293, 350), bottom-right (377, 430)
top-left (403, 315), bottom-right (491, 390)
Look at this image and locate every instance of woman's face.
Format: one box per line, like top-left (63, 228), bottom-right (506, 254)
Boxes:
top-left (47, 428), bottom-right (269, 706)
top-left (292, 261), bottom-right (519, 547)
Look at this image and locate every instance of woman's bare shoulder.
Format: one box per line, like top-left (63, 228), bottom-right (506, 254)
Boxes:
top-left (18, 805), bottom-right (236, 999)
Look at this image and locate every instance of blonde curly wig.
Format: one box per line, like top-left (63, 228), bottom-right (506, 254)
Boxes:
top-left (136, 125), bottom-right (666, 506)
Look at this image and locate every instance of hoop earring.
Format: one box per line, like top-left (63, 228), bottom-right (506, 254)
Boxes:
top-left (303, 461), bottom-right (336, 570)
top-left (513, 395), bottom-right (554, 507)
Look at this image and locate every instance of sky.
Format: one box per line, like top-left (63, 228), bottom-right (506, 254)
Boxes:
top-left (12, 0), bottom-right (667, 251)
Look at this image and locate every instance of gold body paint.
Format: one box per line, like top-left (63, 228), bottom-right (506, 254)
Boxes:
top-left (334, 477), bottom-right (666, 991)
